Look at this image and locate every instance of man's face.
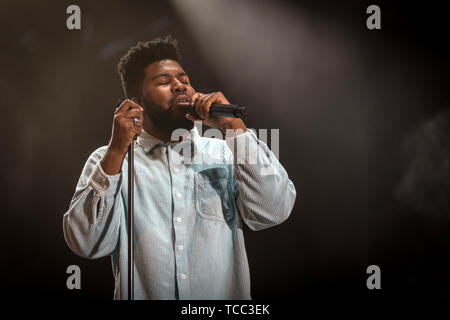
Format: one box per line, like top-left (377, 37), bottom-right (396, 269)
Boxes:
top-left (139, 59), bottom-right (196, 133)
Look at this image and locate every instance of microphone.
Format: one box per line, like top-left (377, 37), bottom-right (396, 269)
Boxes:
top-left (189, 103), bottom-right (247, 118)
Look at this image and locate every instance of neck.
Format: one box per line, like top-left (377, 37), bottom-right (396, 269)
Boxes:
top-left (142, 114), bottom-right (174, 144)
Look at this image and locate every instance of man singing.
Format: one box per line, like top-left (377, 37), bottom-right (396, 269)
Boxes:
top-left (63, 36), bottom-right (296, 300)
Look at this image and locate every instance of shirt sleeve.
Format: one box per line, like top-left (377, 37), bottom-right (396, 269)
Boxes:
top-left (63, 146), bottom-right (123, 259)
top-left (226, 129), bottom-right (297, 231)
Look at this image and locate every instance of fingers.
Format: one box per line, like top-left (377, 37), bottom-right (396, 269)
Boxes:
top-left (109, 99), bottom-right (145, 154)
top-left (197, 93), bottom-right (215, 119)
top-left (115, 98), bottom-right (144, 130)
top-left (122, 116), bottom-right (143, 138)
top-left (189, 93), bottom-right (203, 118)
top-left (114, 99), bottom-right (143, 136)
top-left (190, 93), bottom-right (203, 102)
top-left (115, 108), bottom-right (144, 124)
top-left (125, 109), bottom-right (144, 120)
top-left (192, 92), bottom-right (227, 119)
top-left (115, 98), bottom-right (143, 114)
top-left (133, 120), bottom-right (143, 137)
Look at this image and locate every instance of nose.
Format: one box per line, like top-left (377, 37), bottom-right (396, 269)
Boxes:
top-left (172, 79), bottom-right (187, 94)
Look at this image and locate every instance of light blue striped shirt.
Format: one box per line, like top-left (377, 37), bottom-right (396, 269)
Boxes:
top-left (63, 125), bottom-right (296, 299)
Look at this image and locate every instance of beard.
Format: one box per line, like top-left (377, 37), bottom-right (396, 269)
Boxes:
top-left (142, 100), bottom-right (194, 134)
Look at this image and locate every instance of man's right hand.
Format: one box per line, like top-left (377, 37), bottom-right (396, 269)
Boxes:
top-left (101, 99), bottom-right (144, 175)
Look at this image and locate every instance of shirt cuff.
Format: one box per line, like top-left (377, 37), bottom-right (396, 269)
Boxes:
top-left (88, 161), bottom-right (121, 197)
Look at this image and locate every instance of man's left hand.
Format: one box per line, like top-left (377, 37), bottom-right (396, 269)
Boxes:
top-left (185, 91), bottom-right (247, 135)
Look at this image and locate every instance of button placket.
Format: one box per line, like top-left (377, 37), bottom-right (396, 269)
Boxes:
top-left (169, 148), bottom-right (191, 297)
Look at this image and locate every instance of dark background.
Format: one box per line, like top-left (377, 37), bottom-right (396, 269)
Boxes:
top-left (1, 0), bottom-right (449, 305)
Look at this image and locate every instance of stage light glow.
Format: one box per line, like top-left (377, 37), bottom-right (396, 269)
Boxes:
top-left (169, 0), bottom-right (360, 123)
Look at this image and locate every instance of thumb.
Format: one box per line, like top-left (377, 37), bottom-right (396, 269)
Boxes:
top-left (186, 112), bottom-right (204, 122)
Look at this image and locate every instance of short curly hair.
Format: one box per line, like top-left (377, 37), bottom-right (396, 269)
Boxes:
top-left (117, 35), bottom-right (181, 97)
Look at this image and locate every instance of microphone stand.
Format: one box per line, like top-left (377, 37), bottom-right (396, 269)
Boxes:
top-left (128, 138), bottom-right (136, 300)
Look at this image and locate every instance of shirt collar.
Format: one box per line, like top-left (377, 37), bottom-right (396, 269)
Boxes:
top-left (137, 126), bottom-right (199, 155)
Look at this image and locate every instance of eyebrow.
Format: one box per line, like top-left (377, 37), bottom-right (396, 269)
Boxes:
top-left (150, 72), bottom-right (188, 81)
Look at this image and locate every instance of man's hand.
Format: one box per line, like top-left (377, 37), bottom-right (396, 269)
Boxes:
top-left (101, 99), bottom-right (144, 175)
top-left (185, 92), bottom-right (247, 135)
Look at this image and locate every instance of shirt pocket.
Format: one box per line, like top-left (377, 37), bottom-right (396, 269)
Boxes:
top-left (194, 167), bottom-right (235, 222)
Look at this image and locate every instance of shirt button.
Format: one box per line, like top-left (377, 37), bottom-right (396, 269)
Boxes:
top-left (176, 192), bottom-right (182, 199)
top-left (176, 217), bottom-right (182, 223)
top-left (178, 245), bottom-right (184, 251)
top-left (181, 273), bottom-right (187, 280)
top-left (173, 167), bottom-right (180, 173)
